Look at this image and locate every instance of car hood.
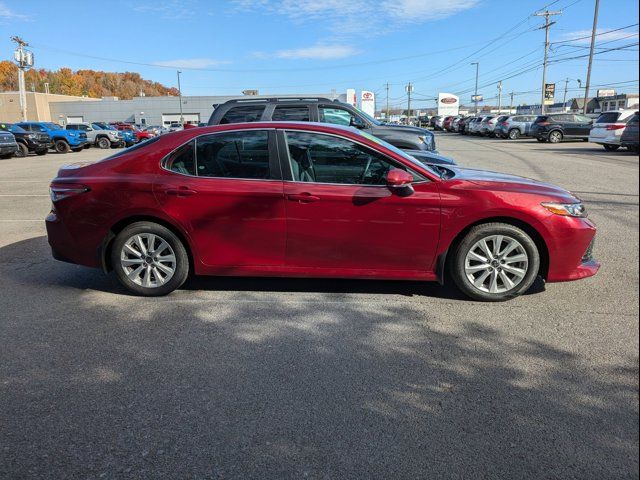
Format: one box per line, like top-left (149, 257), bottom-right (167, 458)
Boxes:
top-left (447, 167), bottom-right (579, 202)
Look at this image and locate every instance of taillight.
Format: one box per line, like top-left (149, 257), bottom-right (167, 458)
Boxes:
top-left (538, 121), bottom-right (551, 126)
top-left (49, 183), bottom-right (89, 202)
top-left (606, 124), bottom-right (626, 130)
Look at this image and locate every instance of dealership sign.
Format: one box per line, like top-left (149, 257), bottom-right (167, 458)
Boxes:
top-left (346, 89), bottom-right (357, 107)
top-left (360, 90), bottom-right (375, 117)
top-left (437, 92), bottom-right (459, 116)
top-left (544, 83), bottom-right (555, 105)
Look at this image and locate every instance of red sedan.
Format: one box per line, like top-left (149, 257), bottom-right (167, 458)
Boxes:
top-left (46, 122), bottom-right (599, 301)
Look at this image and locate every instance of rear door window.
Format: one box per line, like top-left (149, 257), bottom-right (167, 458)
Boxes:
top-left (219, 105), bottom-right (266, 124)
top-left (196, 130), bottom-right (271, 179)
top-left (319, 107), bottom-right (355, 127)
top-left (271, 106), bottom-right (310, 122)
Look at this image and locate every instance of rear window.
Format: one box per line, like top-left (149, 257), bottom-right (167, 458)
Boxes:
top-left (595, 112), bottom-right (621, 124)
top-left (100, 136), bottom-right (161, 162)
top-left (219, 105), bottom-right (265, 124)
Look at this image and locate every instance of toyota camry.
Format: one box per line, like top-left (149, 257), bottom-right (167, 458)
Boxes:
top-left (46, 122), bottom-right (599, 301)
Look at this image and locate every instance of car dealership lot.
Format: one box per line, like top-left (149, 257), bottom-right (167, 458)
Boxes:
top-left (0, 137), bottom-right (638, 478)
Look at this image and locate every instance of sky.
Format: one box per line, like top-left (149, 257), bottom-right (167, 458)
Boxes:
top-left (1, 0), bottom-right (638, 110)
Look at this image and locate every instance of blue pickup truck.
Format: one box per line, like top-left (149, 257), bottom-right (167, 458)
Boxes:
top-left (15, 122), bottom-right (90, 153)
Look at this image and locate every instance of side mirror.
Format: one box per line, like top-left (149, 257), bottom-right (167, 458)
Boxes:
top-left (387, 168), bottom-right (414, 195)
top-left (350, 116), bottom-right (367, 129)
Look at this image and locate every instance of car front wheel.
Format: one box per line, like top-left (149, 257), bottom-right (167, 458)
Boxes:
top-left (111, 222), bottom-right (189, 296)
top-left (508, 129), bottom-right (521, 140)
top-left (450, 223), bottom-right (540, 301)
top-left (548, 131), bottom-right (563, 143)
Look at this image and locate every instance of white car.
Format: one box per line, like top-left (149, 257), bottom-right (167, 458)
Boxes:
top-left (589, 109), bottom-right (636, 151)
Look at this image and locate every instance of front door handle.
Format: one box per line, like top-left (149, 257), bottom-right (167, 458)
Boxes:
top-left (287, 193), bottom-right (320, 203)
top-left (165, 187), bottom-right (198, 197)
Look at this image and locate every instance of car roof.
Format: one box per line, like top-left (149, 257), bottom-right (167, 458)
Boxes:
top-left (217, 97), bottom-right (337, 107)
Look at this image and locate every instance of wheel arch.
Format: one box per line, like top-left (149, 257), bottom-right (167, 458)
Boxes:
top-left (101, 214), bottom-right (195, 274)
top-left (437, 216), bottom-right (550, 284)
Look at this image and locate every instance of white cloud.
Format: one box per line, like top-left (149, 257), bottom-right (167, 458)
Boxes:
top-left (233, 0), bottom-right (478, 33)
top-left (0, 2), bottom-right (27, 21)
top-left (271, 44), bottom-right (360, 60)
top-left (561, 28), bottom-right (639, 44)
top-left (152, 58), bottom-right (231, 69)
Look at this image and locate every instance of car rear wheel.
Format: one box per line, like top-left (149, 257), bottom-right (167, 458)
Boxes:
top-left (54, 140), bottom-right (70, 153)
top-left (508, 129), bottom-right (521, 140)
top-left (111, 222), bottom-right (189, 296)
top-left (15, 143), bottom-right (29, 157)
top-left (97, 137), bottom-right (111, 149)
top-left (548, 131), bottom-right (563, 144)
top-left (450, 223), bottom-right (540, 302)
top-left (603, 144), bottom-right (620, 152)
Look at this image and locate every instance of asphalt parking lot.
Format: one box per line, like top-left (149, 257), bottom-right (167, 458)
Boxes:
top-left (1, 136), bottom-right (638, 479)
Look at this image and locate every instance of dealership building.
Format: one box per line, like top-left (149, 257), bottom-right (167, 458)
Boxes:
top-left (1, 91), bottom-right (344, 126)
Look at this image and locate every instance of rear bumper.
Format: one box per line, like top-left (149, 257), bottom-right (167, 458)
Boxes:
top-left (46, 210), bottom-right (102, 269)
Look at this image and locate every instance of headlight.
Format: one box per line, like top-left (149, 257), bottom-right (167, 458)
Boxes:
top-left (418, 135), bottom-right (427, 143)
top-left (541, 202), bottom-right (587, 218)
top-left (26, 133), bottom-right (37, 139)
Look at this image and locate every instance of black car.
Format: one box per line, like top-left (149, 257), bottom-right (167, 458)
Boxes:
top-left (530, 113), bottom-right (593, 144)
top-left (0, 122), bottom-right (51, 157)
top-left (0, 130), bottom-right (19, 159)
top-left (208, 97), bottom-right (436, 151)
top-left (620, 112), bottom-right (639, 153)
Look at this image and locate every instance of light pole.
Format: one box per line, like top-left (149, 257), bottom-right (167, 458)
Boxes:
top-left (471, 62), bottom-right (479, 115)
top-left (176, 70), bottom-right (184, 126)
top-left (497, 81), bottom-right (503, 113)
top-left (582, 0), bottom-right (600, 114)
top-left (11, 36), bottom-right (33, 121)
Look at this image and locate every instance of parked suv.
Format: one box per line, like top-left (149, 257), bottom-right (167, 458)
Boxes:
top-left (531, 114), bottom-right (593, 143)
top-left (207, 97), bottom-right (436, 151)
top-left (620, 112), bottom-right (639, 153)
top-left (0, 129), bottom-right (19, 159)
top-left (495, 115), bottom-right (538, 140)
top-left (16, 122), bottom-right (89, 153)
top-left (0, 122), bottom-right (50, 157)
top-left (66, 123), bottom-right (123, 149)
top-left (588, 109), bottom-right (636, 151)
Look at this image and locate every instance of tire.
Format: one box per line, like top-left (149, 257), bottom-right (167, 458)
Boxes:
top-left (15, 143), bottom-right (28, 157)
top-left (508, 129), bottom-right (521, 140)
top-left (111, 221), bottom-right (189, 296)
top-left (97, 137), bottom-right (111, 149)
top-left (35, 149), bottom-right (47, 156)
top-left (603, 144), bottom-right (620, 152)
top-left (548, 131), bottom-right (563, 144)
top-left (54, 139), bottom-right (70, 153)
top-left (449, 223), bottom-right (540, 302)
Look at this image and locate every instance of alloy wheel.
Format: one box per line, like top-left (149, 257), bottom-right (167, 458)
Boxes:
top-left (464, 235), bottom-right (529, 294)
top-left (120, 233), bottom-right (176, 288)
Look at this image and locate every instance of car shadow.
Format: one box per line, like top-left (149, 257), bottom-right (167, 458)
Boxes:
top-left (0, 235), bottom-right (545, 300)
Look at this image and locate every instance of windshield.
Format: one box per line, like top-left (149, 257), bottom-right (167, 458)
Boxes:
top-left (357, 130), bottom-right (439, 178)
top-left (353, 107), bottom-right (383, 126)
top-left (42, 123), bottom-right (63, 130)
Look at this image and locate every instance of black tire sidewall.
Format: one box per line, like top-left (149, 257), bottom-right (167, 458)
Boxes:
top-left (98, 137), bottom-right (110, 149)
top-left (16, 143), bottom-right (28, 157)
top-left (509, 129), bottom-right (520, 140)
top-left (450, 223), bottom-right (541, 302)
top-left (549, 131), bottom-right (563, 143)
top-left (110, 222), bottom-right (189, 296)
top-left (55, 140), bottom-right (70, 153)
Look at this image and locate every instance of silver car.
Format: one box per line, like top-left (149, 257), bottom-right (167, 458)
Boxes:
top-left (467, 117), bottom-right (483, 135)
top-left (66, 123), bottom-right (123, 149)
top-left (495, 115), bottom-right (539, 140)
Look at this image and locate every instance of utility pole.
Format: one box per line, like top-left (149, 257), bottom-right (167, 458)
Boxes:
top-left (509, 91), bottom-right (515, 114)
top-left (582, 0), bottom-right (600, 114)
top-left (471, 62), bottom-right (480, 114)
top-left (563, 78), bottom-right (570, 106)
top-left (11, 36), bottom-right (33, 121)
top-left (405, 82), bottom-right (413, 125)
top-left (176, 70), bottom-right (184, 125)
top-left (497, 81), bottom-right (503, 113)
top-left (385, 82), bottom-right (390, 120)
top-left (535, 9), bottom-right (562, 115)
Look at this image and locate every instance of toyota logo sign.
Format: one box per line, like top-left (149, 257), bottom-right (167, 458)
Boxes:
top-left (362, 92), bottom-right (374, 100)
top-left (440, 97), bottom-right (457, 104)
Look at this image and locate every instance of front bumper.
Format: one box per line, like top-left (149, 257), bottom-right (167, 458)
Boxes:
top-left (0, 144), bottom-right (19, 155)
top-left (545, 216), bottom-right (600, 282)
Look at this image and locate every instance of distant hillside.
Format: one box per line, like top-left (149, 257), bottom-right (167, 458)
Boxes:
top-left (0, 61), bottom-right (180, 99)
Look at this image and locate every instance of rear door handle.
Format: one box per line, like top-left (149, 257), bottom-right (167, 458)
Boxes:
top-left (287, 193), bottom-right (320, 203)
top-left (165, 187), bottom-right (198, 197)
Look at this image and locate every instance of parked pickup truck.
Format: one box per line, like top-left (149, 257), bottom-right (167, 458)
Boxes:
top-left (66, 123), bottom-right (123, 149)
top-left (0, 122), bottom-right (51, 157)
top-left (0, 129), bottom-right (19, 159)
top-left (15, 121), bottom-right (90, 153)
